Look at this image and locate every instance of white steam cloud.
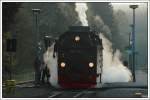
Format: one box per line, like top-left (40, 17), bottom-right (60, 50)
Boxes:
top-left (43, 44), bottom-right (59, 87)
top-left (100, 34), bottom-right (132, 83)
top-left (75, 3), bottom-right (88, 26)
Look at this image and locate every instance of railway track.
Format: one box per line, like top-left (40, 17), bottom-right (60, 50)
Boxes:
top-left (48, 88), bottom-right (93, 98)
top-left (3, 80), bottom-right (147, 98)
top-left (47, 87), bottom-right (148, 98)
top-left (48, 91), bottom-right (88, 98)
top-left (48, 91), bottom-right (63, 98)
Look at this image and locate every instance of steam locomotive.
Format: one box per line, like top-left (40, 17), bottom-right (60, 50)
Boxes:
top-left (54, 26), bottom-right (103, 88)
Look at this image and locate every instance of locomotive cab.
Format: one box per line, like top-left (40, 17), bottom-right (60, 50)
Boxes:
top-left (55, 26), bottom-right (102, 88)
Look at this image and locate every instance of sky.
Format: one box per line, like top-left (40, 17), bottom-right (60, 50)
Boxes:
top-left (111, 3), bottom-right (147, 12)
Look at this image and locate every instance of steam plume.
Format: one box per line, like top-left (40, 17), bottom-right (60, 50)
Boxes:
top-left (100, 34), bottom-right (132, 83)
top-left (43, 44), bottom-right (59, 87)
top-left (75, 3), bottom-right (88, 26)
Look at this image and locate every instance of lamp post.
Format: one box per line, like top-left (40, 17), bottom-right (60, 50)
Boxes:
top-left (128, 32), bottom-right (132, 70)
top-left (129, 5), bottom-right (138, 82)
top-left (32, 9), bottom-right (41, 84)
top-left (32, 9), bottom-right (41, 55)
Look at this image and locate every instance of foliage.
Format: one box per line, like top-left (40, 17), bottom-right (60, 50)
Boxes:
top-left (3, 3), bottom-right (80, 77)
top-left (2, 2), bottom-right (21, 33)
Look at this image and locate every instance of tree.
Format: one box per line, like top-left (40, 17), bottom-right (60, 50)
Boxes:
top-left (3, 2), bottom-right (80, 74)
top-left (2, 3), bottom-right (21, 80)
top-left (2, 2), bottom-right (21, 33)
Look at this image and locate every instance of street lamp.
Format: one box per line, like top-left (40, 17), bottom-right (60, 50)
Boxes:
top-left (32, 9), bottom-right (41, 84)
top-left (32, 9), bottom-right (41, 59)
top-left (129, 5), bottom-right (138, 82)
top-left (32, 9), bottom-right (41, 58)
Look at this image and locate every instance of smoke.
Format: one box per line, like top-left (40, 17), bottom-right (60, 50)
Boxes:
top-left (100, 34), bottom-right (132, 83)
top-left (75, 3), bottom-right (88, 26)
top-left (93, 15), bottom-right (111, 39)
top-left (43, 44), bottom-right (59, 87)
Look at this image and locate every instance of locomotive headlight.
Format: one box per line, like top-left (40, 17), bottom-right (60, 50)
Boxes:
top-left (89, 62), bottom-right (94, 68)
top-left (60, 62), bottom-right (66, 68)
top-left (75, 36), bottom-right (80, 42)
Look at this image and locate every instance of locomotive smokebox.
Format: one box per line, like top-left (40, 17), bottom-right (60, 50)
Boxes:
top-left (69, 26), bottom-right (91, 32)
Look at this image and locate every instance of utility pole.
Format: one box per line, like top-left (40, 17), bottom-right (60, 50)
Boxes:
top-left (129, 5), bottom-right (138, 82)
